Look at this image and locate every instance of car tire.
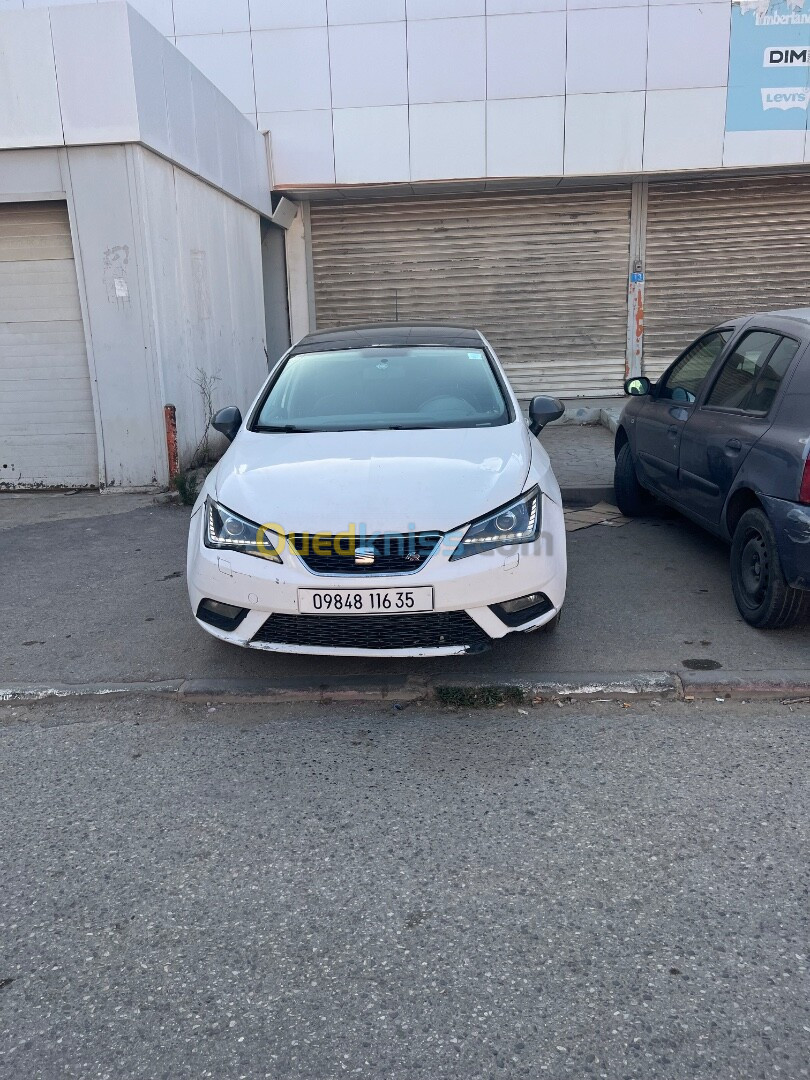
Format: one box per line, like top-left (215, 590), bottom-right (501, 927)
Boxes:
top-left (614, 442), bottom-right (651, 518)
top-left (730, 507), bottom-right (810, 629)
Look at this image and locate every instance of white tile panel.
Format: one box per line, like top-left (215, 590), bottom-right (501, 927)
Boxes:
top-left (327, 0), bottom-right (405, 23)
top-left (190, 64), bottom-right (223, 186)
top-left (50, 2), bottom-right (140, 144)
top-left (724, 129), bottom-right (806, 168)
top-left (162, 35), bottom-right (199, 174)
top-left (260, 109), bottom-right (336, 184)
top-left (128, 7), bottom-right (171, 156)
top-left (250, 0), bottom-right (327, 29)
top-left (407, 17), bottom-right (486, 104)
top-left (101, 0), bottom-right (175, 36)
top-left (175, 32), bottom-right (256, 114)
top-left (333, 105), bottom-right (409, 182)
top-left (647, 3), bottom-right (731, 91)
top-left (564, 91), bottom-right (645, 174)
top-left (0, 0), bottom-right (23, 9)
top-left (252, 27), bottom-right (332, 112)
top-left (568, 0), bottom-right (647, 8)
top-left (407, 0), bottom-right (484, 16)
top-left (173, 0), bottom-right (250, 36)
top-left (329, 22), bottom-right (408, 108)
top-left (486, 0), bottom-right (564, 11)
top-left (487, 96), bottom-right (564, 176)
top-left (644, 88), bottom-right (726, 171)
top-left (0, 9), bottom-right (63, 148)
top-left (409, 100), bottom-right (486, 179)
top-left (487, 13), bottom-right (566, 100)
top-left (566, 7), bottom-right (648, 94)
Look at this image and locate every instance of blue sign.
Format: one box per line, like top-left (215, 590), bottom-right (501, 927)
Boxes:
top-left (630, 272), bottom-right (644, 283)
top-left (727, 0), bottom-right (810, 132)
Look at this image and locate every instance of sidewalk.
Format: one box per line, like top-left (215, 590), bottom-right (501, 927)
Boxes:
top-left (538, 423), bottom-right (616, 505)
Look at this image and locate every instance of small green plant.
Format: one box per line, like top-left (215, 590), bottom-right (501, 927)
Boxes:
top-left (174, 470), bottom-right (200, 506)
top-left (434, 685), bottom-right (526, 709)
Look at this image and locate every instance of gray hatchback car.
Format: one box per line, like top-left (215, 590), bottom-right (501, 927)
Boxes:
top-left (615, 308), bottom-right (810, 629)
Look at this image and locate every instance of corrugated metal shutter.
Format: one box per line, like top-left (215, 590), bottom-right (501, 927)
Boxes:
top-left (0, 201), bottom-right (98, 489)
top-left (310, 190), bottom-right (632, 398)
top-left (644, 175), bottom-right (810, 379)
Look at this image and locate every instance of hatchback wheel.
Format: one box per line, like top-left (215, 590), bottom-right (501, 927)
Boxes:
top-left (613, 442), bottom-right (652, 517)
top-left (730, 508), bottom-right (810, 629)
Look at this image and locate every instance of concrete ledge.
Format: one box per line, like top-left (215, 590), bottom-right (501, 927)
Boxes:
top-left (4, 670), bottom-right (810, 706)
top-left (179, 676), bottom-right (427, 703)
top-left (0, 681), bottom-right (183, 702)
top-left (680, 669), bottom-right (810, 700)
top-left (560, 484), bottom-right (616, 508)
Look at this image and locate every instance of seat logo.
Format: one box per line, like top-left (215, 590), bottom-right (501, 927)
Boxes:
top-left (354, 546), bottom-right (375, 566)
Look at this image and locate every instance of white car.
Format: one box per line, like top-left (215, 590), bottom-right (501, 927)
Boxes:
top-left (186, 325), bottom-right (568, 657)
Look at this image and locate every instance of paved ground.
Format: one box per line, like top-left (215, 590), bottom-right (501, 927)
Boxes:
top-left (539, 424), bottom-right (616, 495)
top-left (1, 491), bottom-right (808, 688)
top-left (1, 694), bottom-right (808, 1079)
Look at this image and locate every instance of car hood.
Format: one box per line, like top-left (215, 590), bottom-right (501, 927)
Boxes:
top-left (214, 424), bottom-right (533, 534)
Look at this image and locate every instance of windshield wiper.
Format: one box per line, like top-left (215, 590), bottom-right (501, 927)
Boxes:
top-left (256, 424), bottom-right (315, 433)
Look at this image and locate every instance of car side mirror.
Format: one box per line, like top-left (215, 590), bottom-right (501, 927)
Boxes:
top-left (528, 395), bottom-right (565, 435)
top-left (212, 406), bottom-right (243, 442)
top-left (624, 376), bottom-right (651, 397)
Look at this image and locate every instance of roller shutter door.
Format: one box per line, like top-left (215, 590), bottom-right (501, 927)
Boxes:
top-left (644, 175), bottom-right (810, 379)
top-left (0, 202), bottom-right (98, 489)
top-left (310, 190), bottom-right (632, 398)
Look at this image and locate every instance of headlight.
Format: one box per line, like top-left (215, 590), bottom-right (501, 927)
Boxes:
top-left (451, 487), bottom-right (541, 561)
top-left (203, 498), bottom-right (282, 563)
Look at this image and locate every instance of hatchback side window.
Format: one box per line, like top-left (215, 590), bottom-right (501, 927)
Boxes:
top-left (657, 330), bottom-right (731, 403)
top-left (705, 331), bottom-right (797, 414)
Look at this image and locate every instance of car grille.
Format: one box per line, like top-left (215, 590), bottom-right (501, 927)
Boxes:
top-left (252, 611), bottom-right (491, 652)
top-left (288, 532), bottom-right (442, 576)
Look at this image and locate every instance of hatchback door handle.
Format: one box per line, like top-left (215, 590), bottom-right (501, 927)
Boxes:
top-left (726, 438), bottom-right (742, 452)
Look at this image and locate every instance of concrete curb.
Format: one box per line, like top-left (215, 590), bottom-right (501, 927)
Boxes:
top-left (680, 670), bottom-right (810, 700)
top-left (560, 485), bottom-right (617, 508)
top-left (3, 671), bottom-right (809, 706)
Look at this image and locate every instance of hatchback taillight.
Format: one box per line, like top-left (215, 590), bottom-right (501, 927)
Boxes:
top-left (801, 455), bottom-right (810, 505)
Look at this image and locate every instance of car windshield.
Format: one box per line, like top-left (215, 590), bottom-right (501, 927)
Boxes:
top-left (252, 346), bottom-right (511, 432)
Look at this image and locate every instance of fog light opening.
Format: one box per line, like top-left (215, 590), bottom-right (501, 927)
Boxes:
top-left (197, 598), bottom-right (249, 632)
top-left (490, 593), bottom-right (553, 628)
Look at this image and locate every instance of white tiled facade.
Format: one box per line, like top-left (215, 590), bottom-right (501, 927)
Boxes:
top-left (3, 0), bottom-right (809, 187)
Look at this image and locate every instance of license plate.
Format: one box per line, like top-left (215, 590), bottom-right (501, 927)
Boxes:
top-left (297, 587), bottom-right (434, 615)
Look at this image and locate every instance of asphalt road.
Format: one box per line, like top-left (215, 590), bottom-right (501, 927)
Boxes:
top-left (1, 696), bottom-right (808, 1079)
top-left (1, 496), bottom-right (809, 687)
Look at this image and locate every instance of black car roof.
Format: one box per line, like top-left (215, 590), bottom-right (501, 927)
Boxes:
top-left (721, 308), bottom-right (810, 333)
top-left (292, 324), bottom-right (484, 353)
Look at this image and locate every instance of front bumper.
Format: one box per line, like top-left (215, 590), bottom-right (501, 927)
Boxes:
top-left (762, 495), bottom-right (810, 591)
top-left (186, 495), bottom-right (568, 656)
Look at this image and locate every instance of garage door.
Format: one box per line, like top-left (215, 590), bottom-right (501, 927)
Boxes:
top-left (310, 190), bottom-right (632, 398)
top-left (0, 201), bottom-right (98, 489)
top-left (643, 175), bottom-right (810, 380)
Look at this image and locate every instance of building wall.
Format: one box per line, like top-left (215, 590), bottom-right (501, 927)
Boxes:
top-left (0, 2), bottom-right (271, 216)
top-left (7, 0), bottom-right (802, 188)
top-left (137, 147), bottom-right (269, 467)
top-left (0, 142), bottom-right (268, 488)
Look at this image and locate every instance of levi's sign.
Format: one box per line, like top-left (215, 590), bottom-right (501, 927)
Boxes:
top-left (761, 86), bottom-right (810, 108)
top-left (764, 46), bottom-right (810, 64)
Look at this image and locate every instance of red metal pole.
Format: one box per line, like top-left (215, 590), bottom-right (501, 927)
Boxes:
top-left (164, 404), bottom-right (179, 484)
